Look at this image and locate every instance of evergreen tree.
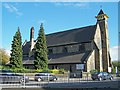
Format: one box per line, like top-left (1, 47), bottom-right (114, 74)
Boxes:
top-left (34, 23), bottom-right (48, 69)
top-left (10, 27), bottom-right (23, 68)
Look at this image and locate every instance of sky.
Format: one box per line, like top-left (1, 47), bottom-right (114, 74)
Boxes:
top-left (1, 1), bottom-right (119, 61)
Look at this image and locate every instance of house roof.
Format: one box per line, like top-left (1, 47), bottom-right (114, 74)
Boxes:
top-left (23, 51), bottom-right (92, 65)
top-left (46, 25), bottom-right (96, 47)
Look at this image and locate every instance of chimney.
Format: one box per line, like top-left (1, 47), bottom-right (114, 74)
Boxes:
top-left (30, 27), bottom-right (34, 51)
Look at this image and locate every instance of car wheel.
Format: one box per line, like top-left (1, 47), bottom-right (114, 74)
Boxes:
top-left (92, 78), bottom-right (95, 81)
top-left (110, 77), bottom-right (113, 80)
top-left (20, 78), bottom-right (24, 84)
top-left (99, 77), bottom-right (102, 81)
top-left (54, 78), bottom-right (57, 81)
top-left (37, 78), bottom-right (42, 82)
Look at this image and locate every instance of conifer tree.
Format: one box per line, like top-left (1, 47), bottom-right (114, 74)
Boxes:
top-left (10, 27), bottom-right (23, 68)
top-left (34, 23), bottom-right (48, 69)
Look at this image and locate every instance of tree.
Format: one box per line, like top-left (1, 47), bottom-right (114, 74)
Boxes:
top-left (112, 61), bottom-right (120, 74)
top-left (0, 48), bottom-right (10, 65)
top-left (34, 23), bottom-right (48, 69)
top-left (10, 27), bottom-right (23, 68)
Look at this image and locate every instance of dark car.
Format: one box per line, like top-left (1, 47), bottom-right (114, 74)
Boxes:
top-left (34, 73), bottom-right (57, 81)
top-left (91, 72), bottom-right (113, 81)
top-left (0, 70), bottom-right (29, 84)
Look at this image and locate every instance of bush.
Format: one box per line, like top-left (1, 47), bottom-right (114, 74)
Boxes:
top-left (35, 69), bottom-right (43, 73)
top-left (10, 68), bottom-right (27, 73)
top-left (90, 69), bottom-right (98, 74)
top-left (0, 65), bottom-right (3, 69)
top-left (42, 68), bottom-right (50, 73)
top-left (0, 65), bottom-right (10, 70)
top-left (50, 69), bottom-right (59, 74)
top-left (59, 69), bottom-right (65, 74)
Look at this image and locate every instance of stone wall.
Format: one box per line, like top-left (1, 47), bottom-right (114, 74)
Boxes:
top-left (86, 50), bottom-right (95, 72)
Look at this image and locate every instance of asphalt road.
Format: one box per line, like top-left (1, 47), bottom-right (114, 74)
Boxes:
top-left (0, 77), bottom-right (120, 89)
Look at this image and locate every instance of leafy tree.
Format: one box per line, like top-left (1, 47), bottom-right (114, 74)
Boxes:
top-left (90, 69), bottom-right (98, 74)
top-left (0, 48), bottom-right (10, 65)
top-left (10, 27), bottom-right (23, 68)
top-left (34, 23), bottom-right (48, 69)
top-left (112, 61), bottom-right (120, 74)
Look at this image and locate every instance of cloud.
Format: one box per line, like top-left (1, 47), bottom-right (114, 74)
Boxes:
top-left (3, 3), bottom-right (23, 16)
top-left (110, 46), bottom-right (120, 61)
top-left (54, 2), bottom-right (89, 8)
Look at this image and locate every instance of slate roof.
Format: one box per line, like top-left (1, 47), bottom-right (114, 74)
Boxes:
top-left (46, 25), bottom-right (96, 47)
top-left (22, 42), bottom-right (30, 55)
top-left (48, 51), bottom-right (92, 64)
top-left (22, 25), bottom-right (96, 54)
top-left (23, 51), bottom-right (92, 65)
top-left (23, 56), bottom-right (34, 64)
top-left (22, 25), bottom-right (96, 65)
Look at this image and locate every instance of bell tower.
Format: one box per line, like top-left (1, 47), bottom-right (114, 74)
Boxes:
top-left (95, 9), bottom-right (112, 72)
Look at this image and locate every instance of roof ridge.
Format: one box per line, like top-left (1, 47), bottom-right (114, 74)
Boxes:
top-left (46, 25), bottom-right (96, 36)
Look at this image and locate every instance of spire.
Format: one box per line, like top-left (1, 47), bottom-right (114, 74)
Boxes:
top-left (95, 9), bottom-right (109, 21)
top-left (97, 9), bottom-right (104, 15)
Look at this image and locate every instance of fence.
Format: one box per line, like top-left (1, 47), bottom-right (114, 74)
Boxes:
top-left (0, 72), bottom-right (94, 88)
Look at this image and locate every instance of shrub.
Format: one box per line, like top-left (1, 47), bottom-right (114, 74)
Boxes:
top-left (10, 68), bottom-right (24, 73)
top-left (34, 68), bottom-right (50, 73)
top-left (35, 69), bottom-right (43, 73)
top-left (0, 65), bottom-right (3, 69)
top-left (59, 69), bottom-right (65, 74)
top-left (90, 69), bottom-right (98, 74)
top-left (51, 69), bottom-right (59, 74)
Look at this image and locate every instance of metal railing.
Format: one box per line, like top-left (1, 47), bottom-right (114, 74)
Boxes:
top-left (0, 72), bottom-right (93, 88)
top-left (0, 72), bottom-right (112, 88)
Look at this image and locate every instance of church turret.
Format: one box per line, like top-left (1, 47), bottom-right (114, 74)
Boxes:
top-left (96, 9), bottom-right (112, 72)
top-left (30, 27), bottom-right (34, 52)
top-left (96, 9), bottom-right (109, 21)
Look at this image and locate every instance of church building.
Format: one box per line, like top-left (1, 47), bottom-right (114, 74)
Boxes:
top-left (22, 9), bottom-right (112, 72)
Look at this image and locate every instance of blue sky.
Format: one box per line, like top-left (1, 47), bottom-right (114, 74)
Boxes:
top-left (1, 2), bottom-right (119, 60)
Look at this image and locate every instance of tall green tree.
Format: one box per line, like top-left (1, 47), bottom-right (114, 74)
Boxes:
top-left (10, 27), bottom-right (23, 68)
top-left (34, 23), bottom-right (48, 69)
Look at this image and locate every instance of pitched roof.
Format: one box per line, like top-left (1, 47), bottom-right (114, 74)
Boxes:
top-left (23, 51), bottom-right (92, 65)
top-left (46, 25), bottom-right (96, 47)
top-left (22, 25), bottom-right (96, 54)
top-left (22, 42), bottom-right (30, 55)
top-left (23, 56), bottom-right (34, 64)
top-left (48, 51), bottom-right (92, 64)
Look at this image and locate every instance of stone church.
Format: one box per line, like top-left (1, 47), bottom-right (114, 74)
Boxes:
top-left (22, 9), bottom-right (112, 72)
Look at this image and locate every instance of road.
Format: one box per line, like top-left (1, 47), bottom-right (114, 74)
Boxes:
top-left (0, 77), bottom-right (120, 89)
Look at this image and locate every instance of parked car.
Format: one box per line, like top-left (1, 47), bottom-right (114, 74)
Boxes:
top-left (91, 72), bottom-right (113, 81)
top-left (0, 70), bottom-right (29, 84)
top-left (34, 73), bottom-right (57, 81)
top-left (69, 73), bottom-right (82, 78)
